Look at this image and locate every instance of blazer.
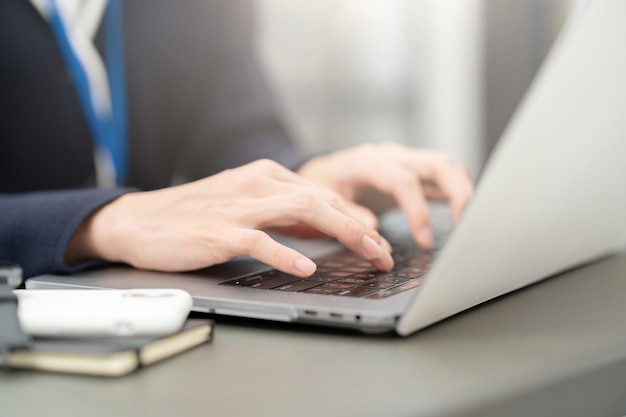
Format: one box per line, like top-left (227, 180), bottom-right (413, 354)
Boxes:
top-left (0, 0), bottom-right (308, 277)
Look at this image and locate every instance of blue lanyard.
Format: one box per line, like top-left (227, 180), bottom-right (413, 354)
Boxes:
top-left (48, 0), bottom-right (128, 186)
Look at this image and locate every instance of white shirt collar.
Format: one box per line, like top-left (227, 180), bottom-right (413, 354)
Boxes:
top-left (30, 0), bottom-right (108, 40)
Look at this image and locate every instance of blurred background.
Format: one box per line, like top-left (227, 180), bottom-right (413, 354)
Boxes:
top-left (256, 0), bottom-right (580, 176)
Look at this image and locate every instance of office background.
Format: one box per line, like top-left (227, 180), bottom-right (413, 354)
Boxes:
top-left (257, 0), bottom-right (577, 176)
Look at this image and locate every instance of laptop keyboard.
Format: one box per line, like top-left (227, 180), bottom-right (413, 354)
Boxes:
top-left (220, 237), bottom-right (441, 299)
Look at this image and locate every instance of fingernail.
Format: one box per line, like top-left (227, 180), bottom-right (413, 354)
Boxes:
top-left (362, 235), bottom-right (383, 259)
top-left (417, 227), bottom-right (433, 249)
top-left (373, 250), bottom-right (395, 272)
top-left (295, 257), bottom-right (317, 276)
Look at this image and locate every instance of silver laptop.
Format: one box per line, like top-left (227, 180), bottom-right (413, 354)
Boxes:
top-left (28, 0), bottom-right (626, 336)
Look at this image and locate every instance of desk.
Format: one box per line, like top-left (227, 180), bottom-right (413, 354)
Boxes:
top-left (3, 252), bottom-right (626, 417)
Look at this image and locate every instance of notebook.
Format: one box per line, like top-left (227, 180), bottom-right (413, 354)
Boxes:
top-left (1, 319), bottom-right (213, 377)
top-left (27, 0), bottom-right (626, 336)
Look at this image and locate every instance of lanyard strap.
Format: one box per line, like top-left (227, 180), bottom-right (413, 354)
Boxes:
top-left (48, 0), bottom-right (128, 186)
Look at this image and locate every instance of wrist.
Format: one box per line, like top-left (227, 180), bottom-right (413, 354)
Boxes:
top-left (65, 207), bottom-right (105, 266)
top-left (64, 195), bottom-right (130, 266)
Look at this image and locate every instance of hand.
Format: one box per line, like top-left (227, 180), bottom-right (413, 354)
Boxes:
top-left (297, 142), bottom-right (474, 248)
top-left (66, 159), bottom-right (393, 276)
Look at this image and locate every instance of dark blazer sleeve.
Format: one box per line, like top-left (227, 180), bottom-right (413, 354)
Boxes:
top-left (0, 189), bottom-right (131, 278)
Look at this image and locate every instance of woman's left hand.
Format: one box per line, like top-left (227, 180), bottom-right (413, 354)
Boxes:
top-left (297, 142), bottom-right (474, 249)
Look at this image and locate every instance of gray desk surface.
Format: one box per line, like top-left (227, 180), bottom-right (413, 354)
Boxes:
top-left (3, 252), bottom-right (626, 417)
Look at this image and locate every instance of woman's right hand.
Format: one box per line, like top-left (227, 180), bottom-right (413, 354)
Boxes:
top-left (65, 159), bottom-right (393, 277)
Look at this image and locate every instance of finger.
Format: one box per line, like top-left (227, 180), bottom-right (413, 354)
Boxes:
top-left (384, 168), bottom-right (434, 249)
top-left (428, 162), bottom-right (474, 223)
top-left (346, 202), bottom-right (392, 253)
top-left (220, 169), bottom-right (394, 270)
top-left (232, 229), bottom-right (317, 277)
top-left (253, 193), bottom-right (394, 271)
top-left (286, 194), bottom-right (394, 271)
top-left (265, 200), bottom-right (378, 241)
top-left (398, 150), bottom-right (474, 223)
top-left (262, 179), bottom-right (386, 249)
top-left (344, 161), bottom-right (434, 249)
top-left (311, 148), bottom-right (435, 249)
top-left (266, 223), bottom-right (392, 254)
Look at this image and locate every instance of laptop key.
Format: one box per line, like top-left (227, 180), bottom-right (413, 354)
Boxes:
top-left (275, 280), bottom-right (324, 292)
top-left (351, 271), bottom-right (387, 279)
top-left (335, 286), bottom-right (381, 297)
top-left (250, 276), bottom-right (303, 289)
top-left (326, 270), bottom-right (358, 278)
top-left (304, 286), bottom-right (342, 295)
top-left (375, 276), bottom-right (413, 284)
top-left (384, 271), bottom-right (423, 280)
top-left (366, 278), bottom-right (423, 299)
top-left (323, 281), bottom-right (356, 289)
top-left (304, 275), bottom-right (342, 283)
top-left (335, 277), bottom-right (376, 285)
top-left (220, 274), bottom-right (264, 287)
top-left (358, 281), bottom-right (396, 289)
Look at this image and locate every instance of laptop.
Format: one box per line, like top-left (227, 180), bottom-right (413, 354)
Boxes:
top-left (27, 0), bottom-right (626, 336)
